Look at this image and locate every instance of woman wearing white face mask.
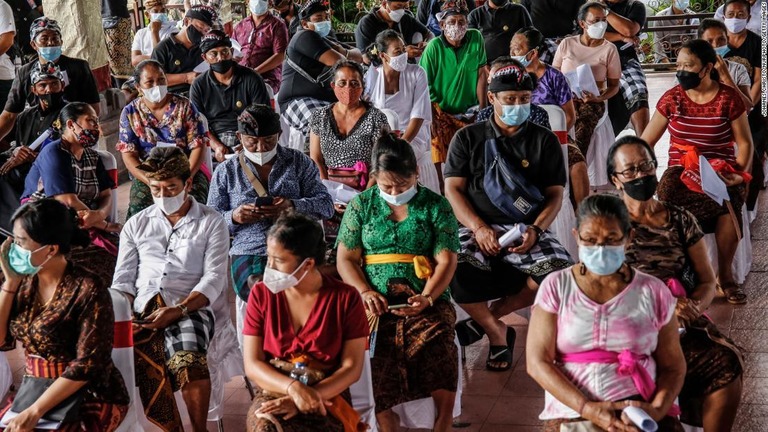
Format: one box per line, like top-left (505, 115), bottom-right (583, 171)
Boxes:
top-left (118, 60), bottom-right (210, 220)
top-left (552, 1), bottom-right (621, 157)
top-left (242, 212), bottom-right (369, 432)
top-left (336, 134), bottom-right (460, 432)
top-left (527, 194), bottom-right (686, 432)
top-left (364, 30), bottom-right (440, 193)
top-left (207, 104), bottom-right (334, 345)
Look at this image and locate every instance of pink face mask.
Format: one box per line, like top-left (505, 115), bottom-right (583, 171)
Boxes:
top-left (333, 86), bottom-right (363, 106)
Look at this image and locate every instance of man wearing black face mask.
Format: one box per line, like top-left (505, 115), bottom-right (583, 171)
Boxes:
top-left (151, 4), bottom-right (216, 95)
top-left (190, 30), bottom-right (270, 163)
top-left (467, 0), bottom-right (532, 63)
top-left (0, 62), bottom-right (66, 231)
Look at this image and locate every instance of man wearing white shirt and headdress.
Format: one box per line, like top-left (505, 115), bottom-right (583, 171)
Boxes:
top-left (112, 146), bottom-right (242, 432)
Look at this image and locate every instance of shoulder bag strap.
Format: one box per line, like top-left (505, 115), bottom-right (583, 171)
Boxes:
top-left (286, 56), bottom-right (319, 85)
top-left (239, 152), bottom-right (268, 197)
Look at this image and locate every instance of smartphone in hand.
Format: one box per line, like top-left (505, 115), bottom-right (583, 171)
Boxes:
top-left (254, 196), bottom-right (274, 206)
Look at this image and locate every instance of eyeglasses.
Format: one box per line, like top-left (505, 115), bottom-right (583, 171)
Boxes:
top-left (334, 80), bottom-right (362, 88)
top-left (613, 160), bottom-right (657, 179)
top-left (205, 48), bottom-right (233, 60)
top-left (577, 234), bottom-right (626, 247)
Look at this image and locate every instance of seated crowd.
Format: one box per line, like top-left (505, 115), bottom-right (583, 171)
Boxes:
top-left (0, 0), bottom-right (765, 431)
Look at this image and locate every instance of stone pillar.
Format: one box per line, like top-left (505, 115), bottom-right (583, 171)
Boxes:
top-left (41, 0), bottom-right (112, 92)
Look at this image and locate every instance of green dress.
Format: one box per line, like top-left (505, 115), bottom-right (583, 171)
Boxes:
top-left (336, 185), bottom-right (460, 300)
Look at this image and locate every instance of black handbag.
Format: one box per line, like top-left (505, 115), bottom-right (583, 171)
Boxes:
top-left (11, 376), bottom-right (84, 423)
top-left (482, 137), bottom-right (544, 221)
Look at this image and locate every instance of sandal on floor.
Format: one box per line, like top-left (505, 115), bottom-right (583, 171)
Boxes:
top-left (486, 327), bottom-right (516, 372)
top-left (720, 282), bottom-right (748, 305)
top-left (455, 318), bottom-right (486, 346)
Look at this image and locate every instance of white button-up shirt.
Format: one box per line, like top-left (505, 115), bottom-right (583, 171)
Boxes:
top-left (131, 21), bottom-right (179, 57)
top-left (112, 199), bottom-right (229, 314)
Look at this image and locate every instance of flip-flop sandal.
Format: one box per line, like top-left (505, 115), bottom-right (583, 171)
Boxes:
top-left (720, 282), bottom-right (748, 305)
top-left (455, 318), bottom-right (486, 347)
top-left (486, 327), bottom-right (516, 372)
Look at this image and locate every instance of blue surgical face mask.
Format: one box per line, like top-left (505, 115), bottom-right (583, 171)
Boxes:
top-left (38, 46), bottom-right (62, 63)
top-left (714, 44), bottom-right (730, 57)
top-left (511, 50), bottom-right (532, 67)
top-left (497, 103), bottom-right (531, 126)
top-left (312, 20), bottom-right (332, 38)
top-left (578, 244), bottom-right (625, 276)
top-left (674, 0), bottom-right (689, 10)
top-left (250, 0), bottom-right (269, 16)
top-left (379, 184), bottom-right (417, 206)
top-left (8, 243), bottom-right (50, 275)
top-left (150, 12), bottom-right (170, 23)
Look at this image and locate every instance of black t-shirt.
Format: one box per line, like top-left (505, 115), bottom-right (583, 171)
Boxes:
top-left (277, 29), bottom-right (336, 111)
top-left (7, 0), bottom-right (41, 59)
top-left (521, 0), bottom-right (585, 38)
top-left (189, 64), bottom-right (270, 136)
top-left (101, 0), bottom-right (130, 18)
top-left (725, 30), bottom-right (763, 82)
top-left (281, 5), bottom-right (337, 40)
top-left (15, 103), bottom-right (61, 147)
top-left (151, 32), bottom-right (202, 95)
top-left (354, 8), bottom-right (431, 52)
top-left (468, 3), bottom-right (532, 63)
top-left (444, 118), bottom-right (566, 224)
top-left (606, 0), bottom-right (646, 64)
top-left (5, 56), bottom-right (99, 114)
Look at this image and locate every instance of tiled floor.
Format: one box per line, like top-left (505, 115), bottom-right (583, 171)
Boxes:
top-left (11, 72), bottom-right (764, 431)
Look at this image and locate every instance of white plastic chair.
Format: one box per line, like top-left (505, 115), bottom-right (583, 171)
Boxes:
top-left (110, 289), bottom-right (143, 432)
top-left (539, 105), bottom-right (578, 258)
top-left (350, 345), bottom-right (463, 431)
top-left (584, 101), bottom-right (615, 188)
top-left (95, 150), bottom-right (119, 223)
top-left (265, 85), bottom-right (279, 114)
top-left (113, 291), bottom-right (238, 432)
top-left (703, 204), bottom-right (752, 284)
top-left (349, 351), bottom-right (379, 432)
top-left (654, 149), bottom-right (753, 285)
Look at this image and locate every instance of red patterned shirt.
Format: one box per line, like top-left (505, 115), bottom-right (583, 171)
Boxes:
top-left (656, 84), bottom-right (746, 167)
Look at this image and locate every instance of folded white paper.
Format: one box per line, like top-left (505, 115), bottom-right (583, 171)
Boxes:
top-left (623, 406), bottom-right (658, 432)
top-left (322, 179), bottom-right (360, 205)
top-left (230, 38), bottom-right (242, 57)
top-left (156, 141), bottom-right (177, 148)
top-left (498, 223), bottom-right (526, 248)
top-left (564, 64), bottom-right (601, 98)
top-left (0, 410), bottom-right (62, 430)
top-left (699, 155), bottom-right (729, 205)
top-left (28, 128), bottom-right (52, 151)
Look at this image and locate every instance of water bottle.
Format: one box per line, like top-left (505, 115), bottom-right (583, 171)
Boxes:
top-left (289, 362), bottom-right (310, 385)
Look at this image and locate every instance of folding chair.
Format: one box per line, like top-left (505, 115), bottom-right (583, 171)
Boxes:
top-left (95, 150), bottom-right (119, 223)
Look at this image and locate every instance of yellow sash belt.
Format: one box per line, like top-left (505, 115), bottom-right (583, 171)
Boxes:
top-left (364, 254), bottom-right (433, 279)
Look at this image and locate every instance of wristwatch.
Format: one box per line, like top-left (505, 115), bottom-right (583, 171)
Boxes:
top-left (176, 304), bottom-right (189, 317)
